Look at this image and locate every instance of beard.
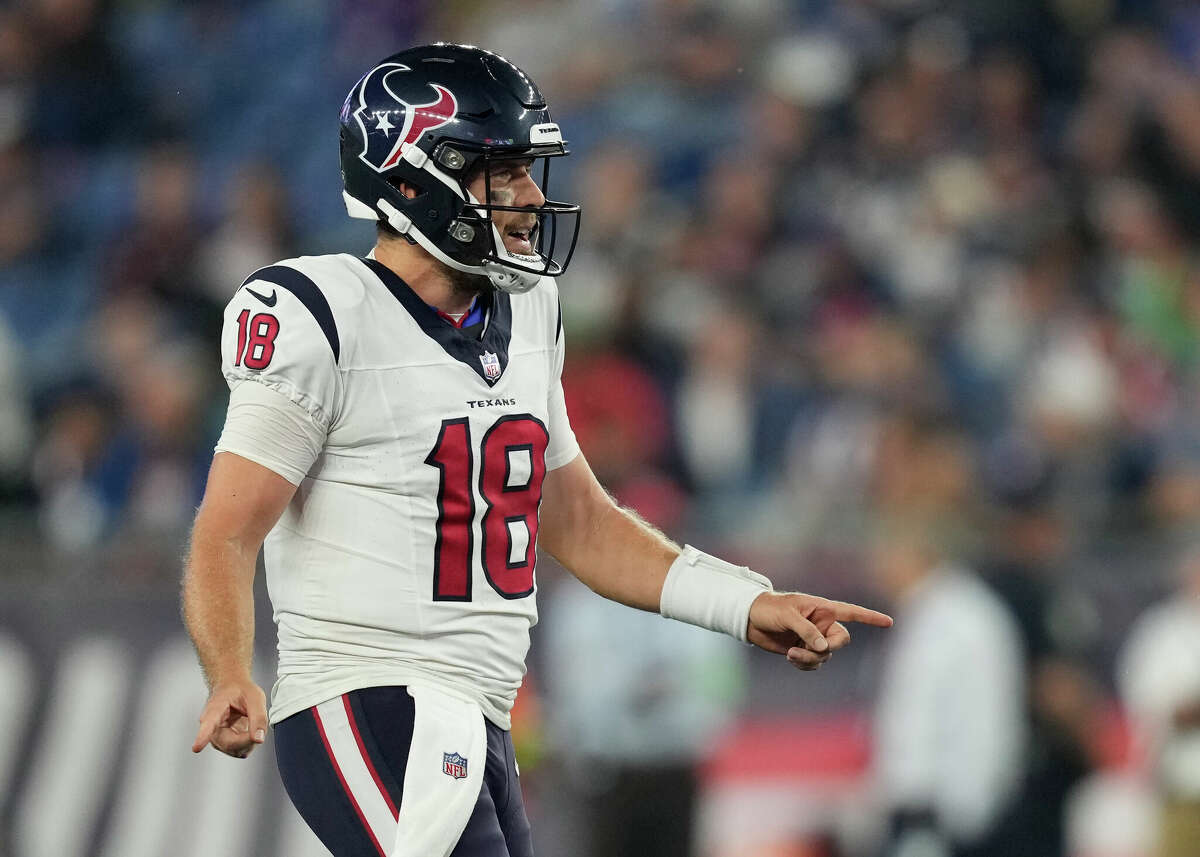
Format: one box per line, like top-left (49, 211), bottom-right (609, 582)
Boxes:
top-left (445, 264), bottom-right (493, 297)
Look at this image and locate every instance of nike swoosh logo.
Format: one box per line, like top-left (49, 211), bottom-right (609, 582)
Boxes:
top-left (245, 286), bottom-right (278, 307)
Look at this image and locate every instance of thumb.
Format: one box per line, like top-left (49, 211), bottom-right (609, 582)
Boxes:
top-left (790, 612), bottom-right (828, 653)
top-left (248, 695), bottom-right (268, 744)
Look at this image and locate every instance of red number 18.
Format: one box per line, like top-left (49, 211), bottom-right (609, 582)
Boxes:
top-left (234, 309), bottom-right (280, 370)
top-left (425, 415), bottom-right (548, 601)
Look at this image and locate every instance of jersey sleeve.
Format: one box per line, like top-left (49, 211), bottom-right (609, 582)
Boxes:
top-left (220, 269), bottom-right (343, 432)
top-left (215, 380), bottom-right (325, 485)
top-left (545, 299), bottom-right (579, 470)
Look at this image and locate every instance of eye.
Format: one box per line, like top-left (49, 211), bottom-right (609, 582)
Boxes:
top-left (489, 160), bottom-right (534, 184)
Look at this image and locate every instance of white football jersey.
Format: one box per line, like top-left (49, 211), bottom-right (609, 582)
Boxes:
top-left (216, 253), bottom-right (579, 728)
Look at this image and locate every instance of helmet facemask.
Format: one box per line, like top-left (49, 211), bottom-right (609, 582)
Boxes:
top-left (433, 144), bottom-right (581, 294)
top-left (351, 143), bottom-right (580, 294)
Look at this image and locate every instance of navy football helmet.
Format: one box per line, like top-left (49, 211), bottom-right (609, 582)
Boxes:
top-left (339, 43), bottom-right (581, 293)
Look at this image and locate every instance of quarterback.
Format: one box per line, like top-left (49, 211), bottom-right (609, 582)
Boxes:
top-left (183, 43), bottom-right (892, 857)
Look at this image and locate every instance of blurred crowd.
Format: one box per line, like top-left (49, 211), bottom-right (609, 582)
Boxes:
top-left (3, 0), bottom-right (1200, 855)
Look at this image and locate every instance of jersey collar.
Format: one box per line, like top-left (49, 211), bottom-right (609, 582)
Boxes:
top-left (359, 257), bottom-right (512, 387)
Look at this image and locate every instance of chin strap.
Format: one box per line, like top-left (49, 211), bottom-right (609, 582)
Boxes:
top-left (483, 261), bottom-right (541, 294)
top-left (477, 203), bottom-right (545, 293)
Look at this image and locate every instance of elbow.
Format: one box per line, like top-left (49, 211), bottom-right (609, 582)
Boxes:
top-left (539, 488), bottom-right (610, 565)
top-left (193, 500), bottom-right (270, 561)
top-left (548, 493), bottom-right (619, 589)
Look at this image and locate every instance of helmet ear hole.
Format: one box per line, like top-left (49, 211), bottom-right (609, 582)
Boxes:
top-left (386, 177), bottom-right (426, 200)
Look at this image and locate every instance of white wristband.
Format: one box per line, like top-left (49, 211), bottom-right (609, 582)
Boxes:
top-left (659, 545), bottom-right (774, 642)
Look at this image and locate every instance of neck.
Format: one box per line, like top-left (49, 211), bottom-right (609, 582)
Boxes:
top-left (373, 237), bottom-right (483, 315)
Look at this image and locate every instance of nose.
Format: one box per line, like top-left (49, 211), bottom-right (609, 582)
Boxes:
top-left (512, 170), bottom-right (546, 209)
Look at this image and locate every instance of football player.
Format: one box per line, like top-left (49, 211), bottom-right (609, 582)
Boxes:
top-left (182, 43), bottom-right (892, 857)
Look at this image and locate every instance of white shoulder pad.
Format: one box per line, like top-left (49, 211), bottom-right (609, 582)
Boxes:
top-left (221, 262), bottom-right (343, 430)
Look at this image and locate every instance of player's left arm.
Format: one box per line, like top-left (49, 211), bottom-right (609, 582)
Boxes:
top-left (538, 453), bottom-right (892, 669)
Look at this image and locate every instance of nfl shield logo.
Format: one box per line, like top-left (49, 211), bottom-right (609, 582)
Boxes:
top-left (480, 351), bottom-right (502, 382)
top-left (443, 751), bottom-right (468, 780)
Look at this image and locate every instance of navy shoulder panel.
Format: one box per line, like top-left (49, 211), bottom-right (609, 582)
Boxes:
top-left (241, 265), bottom-right (341, 363)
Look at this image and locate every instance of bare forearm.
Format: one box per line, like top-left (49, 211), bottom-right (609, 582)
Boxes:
top-left (184, 453), bottom-right (294, 757)
top-left (182, 524), bottom-right (259, 690)
top-left (549, 497), bottom-right (679, 612)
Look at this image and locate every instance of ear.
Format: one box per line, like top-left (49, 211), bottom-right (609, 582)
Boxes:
top-left (393, 180), bottom-right (420, 200)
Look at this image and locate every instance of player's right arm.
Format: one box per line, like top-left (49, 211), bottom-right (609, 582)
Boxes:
top-left (184, 264), bottom-right (343, 758)
top-left (183, 452), bottom-right (296, 758)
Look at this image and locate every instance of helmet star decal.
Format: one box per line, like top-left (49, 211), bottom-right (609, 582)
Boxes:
top-left (348, 62), bottom-right (459, 173)
top-left (373, 112), bottom-right (395, 136)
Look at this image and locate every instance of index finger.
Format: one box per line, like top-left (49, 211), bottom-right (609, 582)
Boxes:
top-left (191, 700), bottom-right (225, 753)
top-left (192, 714), bottom-right (217, 753)
top-left (831, 602), bottom-right (893, 628)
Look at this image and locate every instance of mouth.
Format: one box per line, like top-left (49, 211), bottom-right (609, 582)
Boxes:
top-left (503, 224), bottom-right (538, 257)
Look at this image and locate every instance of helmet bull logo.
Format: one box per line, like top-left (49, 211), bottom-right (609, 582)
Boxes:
top-left (349, 62), bottom-right (459, 173)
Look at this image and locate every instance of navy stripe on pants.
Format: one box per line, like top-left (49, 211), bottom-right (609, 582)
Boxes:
top-left (274, 686), bottom-right (534, 857)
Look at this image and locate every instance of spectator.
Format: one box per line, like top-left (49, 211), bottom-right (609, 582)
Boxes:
top-left (103, 143), bottom-right (215, 334)
top-left (980, 455), bottom-right (1102, 857)
top-left (195, 161), bottom-right (298, 303)
top-left (1117, 543), bottom-right (1200, 857)
top-left (27, 0), bottom-right (139, 146)
top-left (871, 514), bottom-right (1027, 857)
top-left (541, 575), bottom-right (745, 857)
